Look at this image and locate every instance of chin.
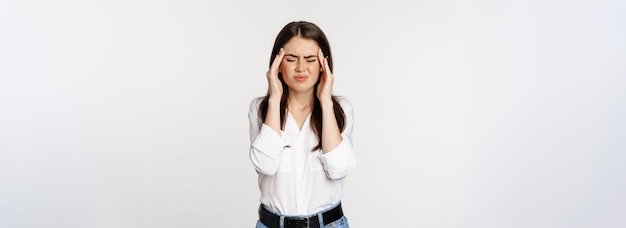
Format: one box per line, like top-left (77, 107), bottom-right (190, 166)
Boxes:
top-left (287, 85), bottom-right (315, 93)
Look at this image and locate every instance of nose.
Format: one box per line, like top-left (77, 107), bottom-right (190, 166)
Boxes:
top-left (295, 61), bottom-right (305, 72)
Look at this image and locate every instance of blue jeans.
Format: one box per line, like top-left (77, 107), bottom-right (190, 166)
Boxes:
top-left (255, 216), bottom-right (349, 228)
top-left (255, 204), bottom-right (350, 228)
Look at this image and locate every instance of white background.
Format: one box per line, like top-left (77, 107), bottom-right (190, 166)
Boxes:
top-left (1, 0), bottom-right (625, 227)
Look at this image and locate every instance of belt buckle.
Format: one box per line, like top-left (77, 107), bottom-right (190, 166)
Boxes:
top-left (300, 216), bottom-right (310, 228)
top-left (292, 216), bottom-right (310, 228)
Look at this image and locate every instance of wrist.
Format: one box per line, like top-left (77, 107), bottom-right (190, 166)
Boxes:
top-left (268, 96), bottom-right (281, 104)
top-left (320, 99), bottom-right (334, 109)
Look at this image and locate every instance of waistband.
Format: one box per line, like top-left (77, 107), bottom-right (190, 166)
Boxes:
top-left (258, 203), bottom-right (344, 228)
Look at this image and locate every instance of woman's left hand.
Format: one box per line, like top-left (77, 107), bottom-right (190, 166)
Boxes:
top-left (316, 49), bottom-right (334, 103)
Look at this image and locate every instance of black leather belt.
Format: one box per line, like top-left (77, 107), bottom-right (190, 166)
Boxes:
top-left (259, 203), bottom-right (344, 228)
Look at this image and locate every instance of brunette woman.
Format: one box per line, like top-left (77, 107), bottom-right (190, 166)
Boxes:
top-left (248, 21), bottom-right (356, 228)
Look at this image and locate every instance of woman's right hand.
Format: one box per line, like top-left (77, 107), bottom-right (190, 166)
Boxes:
top-left (267, 48), bottom-right (285, 100)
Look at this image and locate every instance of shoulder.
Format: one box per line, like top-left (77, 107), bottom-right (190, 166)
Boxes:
top-left (250, 96), bottom-right (264, 107)
top-left (334, 96), bottom-right (353, 110)
top-left (248, 96), bottom-right (265, 113)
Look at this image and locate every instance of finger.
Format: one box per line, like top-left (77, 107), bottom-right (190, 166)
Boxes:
top-left (270, 49), bottom-right (282, 71)
top-left (271, 48), bottom-right (285, 71)
top-left (324, 57), bottom-right (331, 75)
top-left (275, 48), bottom-right (285, 74)
top-left (277, 48), bottom-right (285, 62)
top-left (317, 49), bottom-right (325, 71)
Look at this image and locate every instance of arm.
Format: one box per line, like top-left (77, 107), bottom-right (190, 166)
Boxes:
top-left (248, 49), bottom-right (287, 176)
top-left (320, 99), bottom-right (343, 154)
top-left (249, 98), bottom-right (287, 176)
top-left (316, 49), bottom-right (356, 179)
top-left (317, 48), bottom-right (342, 153)
top-left (319, 98), bottom-right (356, 180)
top-left (264, 48), bottom-right (285, 135)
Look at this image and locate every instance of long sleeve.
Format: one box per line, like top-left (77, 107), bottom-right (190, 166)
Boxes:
top-left (249, 97), bottom-right (287, 176)
top-left (318, 98), bottom-right (356, 180)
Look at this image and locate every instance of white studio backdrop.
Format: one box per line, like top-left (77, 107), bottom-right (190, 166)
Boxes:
top-left (1, 0), bottom-right (624, 227)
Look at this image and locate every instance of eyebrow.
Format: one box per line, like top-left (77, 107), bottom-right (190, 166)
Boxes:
top-left (285, 54), bottom-right (317, 58)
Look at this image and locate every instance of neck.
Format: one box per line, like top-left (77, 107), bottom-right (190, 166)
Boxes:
top-left (287, 90), bottom-right (315, 111)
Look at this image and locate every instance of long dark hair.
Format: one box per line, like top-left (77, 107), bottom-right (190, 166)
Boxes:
top-left (258, 21), bottom-right (346, 151)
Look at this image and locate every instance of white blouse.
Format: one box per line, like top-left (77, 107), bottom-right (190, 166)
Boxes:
top-left (248, 97), bottom-right (356, 216)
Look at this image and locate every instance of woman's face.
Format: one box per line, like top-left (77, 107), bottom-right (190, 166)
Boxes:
top-left (279, 36), bottom-right (322, 93)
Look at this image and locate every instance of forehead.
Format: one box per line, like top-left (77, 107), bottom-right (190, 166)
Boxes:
top-left (283, 36), bottom-right (320, 55)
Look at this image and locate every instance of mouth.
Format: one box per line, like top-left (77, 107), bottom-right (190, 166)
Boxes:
top-left (294, 75), bottom-right (308, 82)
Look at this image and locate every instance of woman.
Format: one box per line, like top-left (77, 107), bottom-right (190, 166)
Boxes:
top-left (248, 21), bottom-right (356, 228)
